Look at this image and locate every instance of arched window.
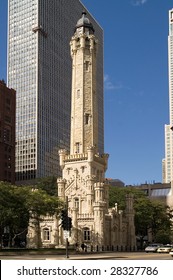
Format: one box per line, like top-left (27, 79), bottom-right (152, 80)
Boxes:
top-left (43, 227), bottom-right (50, 241)
top-left (83, 227), bottom-right (90, 241)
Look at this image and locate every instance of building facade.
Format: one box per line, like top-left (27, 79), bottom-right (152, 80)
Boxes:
top-left (163, 9), bottom-right (173, 207)
top-left (27, 12), bottom-right (136, 250)
top-left (0, 80), bottom-right (16, 184)
top-left (163, 9), bottom-right (173, 184)
top-left (7, 0), bottom-right (104, 183)
top-left (126, 182), bottom-right (171, 204)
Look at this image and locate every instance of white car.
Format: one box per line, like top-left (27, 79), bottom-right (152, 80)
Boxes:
top-left (145, 244), bottom-right (162, 253)
top-left (169, 249), bottom-right (173, 257)
top-left (157, 245), bottom-right (173, 253)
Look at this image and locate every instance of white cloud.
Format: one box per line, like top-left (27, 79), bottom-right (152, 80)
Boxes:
top-left (104, 74), bottom-right (117, 90)
top-left (131, 0), bottom-right (147, 6)
top-left (104, 74), bottom-right (130, 92)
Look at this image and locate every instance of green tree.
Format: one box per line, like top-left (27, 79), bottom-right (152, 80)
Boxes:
top-left (155, 229), bottom-right (171, 244)
top-left (109, 186), bottom-right (147, 209)
top-left (134, 196), bottom-right (153, 238)
top-left (150, 201), bottom-right (173, 243)
top-left (26, 188), bottom-right (63, 248)
top-left (35, 176), bottom-right (57, 196)
top-left (0, 182), bottom-right (63, 248)
top-left (0, 182), bottom-right (30, 247)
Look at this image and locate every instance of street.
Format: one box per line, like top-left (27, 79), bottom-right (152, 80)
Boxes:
top-left (0, 251), bottom-right (172, 260)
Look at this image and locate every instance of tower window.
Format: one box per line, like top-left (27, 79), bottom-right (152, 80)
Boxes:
top-left (85, 114), bottom-right (89, 125)
top-left (76, 142), bottom-right (80, 153)
top-left (85, 61), bottom-right (89, 71)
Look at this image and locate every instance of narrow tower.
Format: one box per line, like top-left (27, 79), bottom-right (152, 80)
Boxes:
top-left (57, 12), bottom-right (109, 248)
top-left (70, 11), bottom-right (98, 154)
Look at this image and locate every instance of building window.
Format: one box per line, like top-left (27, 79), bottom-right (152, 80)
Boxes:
top-left (83, 227), bottom-right (90, 241)
top-left (43, 228), bottom-right (50, 241)
top-left (85, 114), bottom-right (89, 125)
top-left (76, 142), bottom-right (80, 153)
top-left (74, 197), bottom-right (79, 209)
top-left (85, 61), bottom-right (89, 71)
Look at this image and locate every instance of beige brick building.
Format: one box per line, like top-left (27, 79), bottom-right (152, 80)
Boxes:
top-left (27, 12), bottom-right (136, 251)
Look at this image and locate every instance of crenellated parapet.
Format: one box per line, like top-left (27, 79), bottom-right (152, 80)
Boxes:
top-left (64, 153), bottom-right (88, 162)
top-left (93, 201), bottom-right (107, 208)
top-left (94, 181), bottom-right (105, 188)
top-left (57, 177), bottom-right (66, 184)
top-left (77, 213), bottom-right (94, 221)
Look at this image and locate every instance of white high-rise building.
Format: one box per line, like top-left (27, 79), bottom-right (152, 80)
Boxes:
top-left (163, 9), bottom-right (173, 183)
top-left (166, 9), bottom-right (173, 207)
top-left (7, 0), bottom-right (104, 183)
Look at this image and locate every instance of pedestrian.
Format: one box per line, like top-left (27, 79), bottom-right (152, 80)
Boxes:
top-left (81, 243), bottom-right (85, 251)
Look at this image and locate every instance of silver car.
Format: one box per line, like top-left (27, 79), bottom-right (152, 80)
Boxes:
top-left (145, 244), bottom-right (162, 253)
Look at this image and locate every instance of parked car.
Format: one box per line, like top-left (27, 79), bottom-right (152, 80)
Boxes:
top-left (169, 248), bottom-right (173, 257)
top-left (157, 244), bottom-right (173, 253)
top-left (145, 244), bottom-right (162, 253)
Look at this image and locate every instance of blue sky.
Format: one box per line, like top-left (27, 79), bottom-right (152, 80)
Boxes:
top-left (0, 0), bottom-right (173, 185)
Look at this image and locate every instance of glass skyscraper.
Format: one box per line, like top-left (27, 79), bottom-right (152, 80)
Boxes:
top-left (163, 9), bottom-right (173, 183)
top-left (7, 0), bottom-right (103, 183)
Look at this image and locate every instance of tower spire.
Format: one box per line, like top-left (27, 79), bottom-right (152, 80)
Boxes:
top-left (70, 13), bottom-right (98, 154)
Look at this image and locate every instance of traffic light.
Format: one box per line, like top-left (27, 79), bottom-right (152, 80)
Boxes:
top-left (61, 209), bottom-right (68, 229)
top-left (61, 210), bottom-right (72, 231)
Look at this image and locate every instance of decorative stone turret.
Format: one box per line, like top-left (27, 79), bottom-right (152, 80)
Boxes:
top-left (57, 178), bottom-right (66, 201)
top-left (59, 149), bottom-right (67, 169)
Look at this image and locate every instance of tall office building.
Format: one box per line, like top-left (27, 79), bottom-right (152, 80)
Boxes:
top-left (163, 9), bottom-right (173, 183)
top-left (0, 80), bottom-right (16, 184)
top-left (7, 0), bottom-right (103, 183)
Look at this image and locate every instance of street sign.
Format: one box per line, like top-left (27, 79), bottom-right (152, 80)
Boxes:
top-left (63, 230), bottom-right (69, 239)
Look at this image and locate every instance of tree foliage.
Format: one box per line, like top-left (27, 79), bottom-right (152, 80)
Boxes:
top-left (0, 181), bottom-right (63, 248)
top-left (35, 176), bottom-right (57, 196)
